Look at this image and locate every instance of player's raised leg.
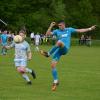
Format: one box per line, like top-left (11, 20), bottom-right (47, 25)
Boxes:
top-left (40, 41), bottom-right (64, 57)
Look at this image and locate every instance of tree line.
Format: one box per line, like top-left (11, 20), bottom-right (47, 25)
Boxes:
top-left (0, 0), bottom-right (100, 38)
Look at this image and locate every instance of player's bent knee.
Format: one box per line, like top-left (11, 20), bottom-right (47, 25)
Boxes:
top-left (17, 67), bottom-right (25, 74)
top-left (56, 41), bottom-right (64, 47)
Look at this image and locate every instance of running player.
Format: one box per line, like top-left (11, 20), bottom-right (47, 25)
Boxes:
top-left (6, 30), bottom-right (36, 84)
top-left (1, 30), bottom-right (8, 55)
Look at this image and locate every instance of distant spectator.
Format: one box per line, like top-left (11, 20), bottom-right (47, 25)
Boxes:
top-left (34, 33), bottom-right (41, 51)
top-left (30, 32), bottom-right (35, 45)
top-left (7, 31), bottom-right (13, 44)
top-left (11, 33), bottom-right (15, 40)
top-left (43, 35), bottom-right (48, 44)
top-left (40, 34), bottom-right (44, 45)
top-left (1, 30), bottom-right (8, 55)
top-left (79, 34), bottom-right (85, 45)
top-left (86, 36), bottom-right (92, 46)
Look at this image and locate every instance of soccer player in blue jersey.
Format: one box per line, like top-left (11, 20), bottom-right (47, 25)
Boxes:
top-left (1, 30), bottom-right (8, 55)
top-left (40, 20), bottom-right (96, 91)
top-left (6, 31), bottom-right (36, 84)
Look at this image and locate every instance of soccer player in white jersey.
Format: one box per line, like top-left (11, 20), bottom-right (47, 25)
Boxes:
top-left (6, 31), bottom-right (36, 84)
top-left (34, 33), bottom-right (41, 51)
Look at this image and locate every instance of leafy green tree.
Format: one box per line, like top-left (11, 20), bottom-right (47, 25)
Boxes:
top-left (0, 0), bottom-right (99, 38)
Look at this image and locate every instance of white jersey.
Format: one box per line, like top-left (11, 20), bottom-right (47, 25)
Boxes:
top-left (34, 34), bottom-right (40, 42)
top-left (7, 33), bottom-right (12, 38)
top-left (11, 41), bottom-right (31, 60)
top-left (30, 33), bottom-right (34, 38)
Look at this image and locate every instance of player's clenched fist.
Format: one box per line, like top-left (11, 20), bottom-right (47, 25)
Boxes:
top-left (50, 22), bottom-right (56, 27)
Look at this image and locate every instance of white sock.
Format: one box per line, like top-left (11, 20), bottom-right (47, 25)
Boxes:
top-left (48, 52), bottom-right (50, 56)
top-left (54, 80), bottom-right (58, 83)
top-left (22, 74), bottom-right (30, 82)
top-left (25, 68), bottom-right (32, 73)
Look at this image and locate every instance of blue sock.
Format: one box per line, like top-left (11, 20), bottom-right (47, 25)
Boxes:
top-left (49, 46), bottom-right (58, 55)
top-left (52, 68), bottom-right (58, 80)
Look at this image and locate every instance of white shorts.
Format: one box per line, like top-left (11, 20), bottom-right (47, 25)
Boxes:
top-left (14, 59), bottom-right (27, 67)
top-left (35, 41), bottom-right (39, 45)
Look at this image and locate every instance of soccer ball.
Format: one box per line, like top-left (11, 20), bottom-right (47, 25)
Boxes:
top-left (14, 35), bottom-right (23, 43)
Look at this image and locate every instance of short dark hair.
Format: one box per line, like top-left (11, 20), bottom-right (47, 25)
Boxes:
top-left (19, 30), bottom-right (26, 34)
top-left (57, 20), bottom-right (65, 24)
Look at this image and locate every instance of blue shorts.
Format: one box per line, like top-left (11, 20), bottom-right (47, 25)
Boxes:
top-left (14, 59), bottom-right (27, 67)
top-left (52, 46), bottom-right (68, 61)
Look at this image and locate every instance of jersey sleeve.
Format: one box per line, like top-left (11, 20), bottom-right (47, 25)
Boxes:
top-left (52, 29), bottom-right (58, 35)
top-left (69, 27), bottom-right (77, 33)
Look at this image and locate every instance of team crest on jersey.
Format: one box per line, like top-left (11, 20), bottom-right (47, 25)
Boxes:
top-left (61, 34), bottom-right (68, 38)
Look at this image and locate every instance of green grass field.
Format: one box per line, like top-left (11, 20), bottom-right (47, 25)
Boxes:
top-left (0, 45), bottom-right (100, 100)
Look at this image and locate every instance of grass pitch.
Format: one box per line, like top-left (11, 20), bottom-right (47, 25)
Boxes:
top-left (0, 45), bottom-right (100, 100)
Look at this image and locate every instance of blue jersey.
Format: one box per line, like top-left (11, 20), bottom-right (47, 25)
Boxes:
top-left (1, 34), bottom-right (8, 45)
top-left (52, 27), bottom-right (76, 49)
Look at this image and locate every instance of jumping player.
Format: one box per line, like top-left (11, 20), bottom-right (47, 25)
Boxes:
top-left (40, 20), bottom-right (96, 91)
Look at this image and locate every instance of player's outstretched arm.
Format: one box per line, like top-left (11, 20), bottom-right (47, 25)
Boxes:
top-left (76, 25), bottom-right (96, 33)
top-left (46, 22), bottom-right (56, 36)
